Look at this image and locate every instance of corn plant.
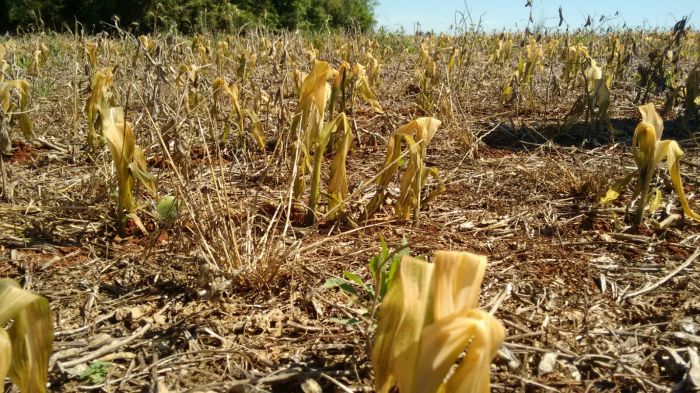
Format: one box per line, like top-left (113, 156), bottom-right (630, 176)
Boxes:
top-left (682, 66), bottom-right (700, 129)
top-left (177, 64), bottom-right (204, 112)
top-left (85, 68), bottom-right (115, 149)
top-left (488, 37), bottom-right (513, 66)
top-left (29, 42), bottom-right (48, 76)
top-left (99, 100), bottom-right (157, 232)
top-left (372, 251), bottom-right (505, 393)
top-left (601, 104), bottom-right (700, 228)
top-left (364, 117), bottom-right (444, 225)
top-left (212, 77), bottom-right (266, 150)
top-left (0, 79), bottom-right (35, 141)
top-left (84, 40), bottom-right (98, 69)
top-left (501, 38), bottom-right (543, 108)
top-left (562, 57), bottom-right (613, 136)
top-left (307, 112), bottom-right (353, 224)
top-left (290, 60), bottom-right (334, 201)
top-left (0, 278), bottom-right (54, 393)
top-left (288, 61), bottom-right (357, 224)
top-left (561, 44), bottom-right (589, 87)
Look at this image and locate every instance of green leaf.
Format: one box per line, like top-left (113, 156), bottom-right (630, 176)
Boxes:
top-left (80, 361), bottom-right (109, 384)
top-left (328, 317), bottom-right (361, 326)
top-left (344, 271), bottom-right (373, 298)
top-left (321, 277), bottom-right (358, 297)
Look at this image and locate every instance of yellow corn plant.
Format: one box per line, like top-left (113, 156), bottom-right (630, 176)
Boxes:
top-left (0, 80), bottom-right (35, 141)
top-left (364, 117), bottom-right (444, 225)
top-left (236, 48), bottom-right (257, 83)
top-left (415, 42), bottom-right (439, 112)
top-left (601, 104), bottom-right (700, 228)
top-left (372, 251), bottom-right (505, 393)
top-left (561, 44), bottom-right (589, 86)
top-left (191, 34), bottom-right (210, 65)
top-left (682, 67), bottom-right (700, 129)
top-left (288, 61), bottom-right (356, 224)
top-left (177, 64), bottom-right (203, 112)
top-left (605, 36), bottom-right (630, 85)
top-left (85, 68), bottom-right (115, 149)
top-left (0, 44), bottom-right (8, 85)
top-left (215, 41), bottom-right (229, 75)
top-left (0, 278), bottom-right (54, 393)
top-left (29, 42), bottom-right (49, 76)
top-left (488, 37), bottom-right (513, 66)
top-left (99, 100), bottom-right (157, 232)
top-left (291, 60), bottom-right (334, 200)
top-left (501, 38), bottom-right (543, 107)
top-left (306, 113), bottom-right (353, 224)
top-left (350, 63), bottom-right (383, 113)
top-left (85, 40), bottom-right (98, 69)
top-left (365, 51), bottom-right (382, 89)
top-left (212, 78), bottom-right (266, 150)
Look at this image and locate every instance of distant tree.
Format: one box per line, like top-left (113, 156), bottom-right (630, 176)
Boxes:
top-left (0, 0), bottom-right (376, 33)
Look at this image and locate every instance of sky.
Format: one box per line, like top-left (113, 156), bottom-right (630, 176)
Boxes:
top-left (374, 0), bottom-right (697, 33)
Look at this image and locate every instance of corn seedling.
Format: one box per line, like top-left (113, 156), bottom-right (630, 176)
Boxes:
top-left (85, 68), bottom-right (115, 149)
top-left (501, 38), bottom-right (543, 108)
top-left (212, 78), bottom-right (266, 150)
top-left (306, 112), bottom-right (353, 224)
top-left (601, 104), bottom-right (700, 228)
top-left (561, 44), bottom-right (589, 87)
top-left (563, 57), bottom-right (613, 136)
top-left (364, 117), bottom-right (444, 225)
top-left (0, 79), bottom-right (35, 141)
top-left (488, 37), bottom-right (513, 66)
top-left (84, 40), bottom-right (98, 69)
top-left (372, 250), bottom-right (505, 393)
top-left (322, 238), bottom-right (410, 324)
top-left (99, 99), bottom-right (157, 232)
top-left (177, 64), bottom-right (204, 112)
top-left (290, 60), bottom-right (334, 202)
top-left (0, 278), bottom-right (54, 393)
top-left (682, 67), bottom-right (700, 129)
top-left (29, 42), bottom-right (48, 76)
top-left (215, 41), bottom-right (229, 75)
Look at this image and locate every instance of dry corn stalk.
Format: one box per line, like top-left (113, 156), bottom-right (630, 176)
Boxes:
top-left (372, 251), bottom-right (505, 393)
top-left (99, 99), bottom-right (157, 232)
top-left (0, 278), bottom-right (53, 393)
top-left (291, 61), bottom-right (333, 201)
top-left (0, 80), bottom-right (34, 141)
top-left (212, 78), bottom-right (266, 150)
top-left (306, 112), bottom-right (353, 224)
top-left (683, 67), bottom-right (700, 129)
top-left (364, 117), bottom-right (443, 224)
top-left (177, 64), bottom-right (203, 112)
top-left (85, 68), bottom-right (114, 149)
top-left (601, 103), bottom-right (700, 227)
top-left (85, 40), bottom-right (98, 68)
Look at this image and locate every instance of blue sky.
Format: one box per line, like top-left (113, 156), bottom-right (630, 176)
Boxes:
top-left (374, 0), bottom-right (697, 32)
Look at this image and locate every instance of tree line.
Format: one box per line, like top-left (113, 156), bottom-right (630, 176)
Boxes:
top-left (0, 0), bottom-right (377, 34)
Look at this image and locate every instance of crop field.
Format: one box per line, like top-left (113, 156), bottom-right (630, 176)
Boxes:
top-left (1, 21), bottom-right (700, 392)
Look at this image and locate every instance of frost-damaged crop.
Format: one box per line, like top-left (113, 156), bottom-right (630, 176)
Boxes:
top-left (502, 38), bottom-right (543, 109)
top-left (562, 53), bottom-right (613, 136)
top-left (0, 278), bottom-right (54, 393)
top-left (0, 79), bottom-right (35, 142)
top-left (212, 78), bottom-right (266, 150)
top-left (601, 104), bottom-right (700, 228)
top-left (372, 251), bottom-right (505, 393)
top-left (364, 117), bottom-right (444, 225)
top-left (100, 99), bottom-right (157, 232)
top-left (85, 68), bottom-right (115, 149)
